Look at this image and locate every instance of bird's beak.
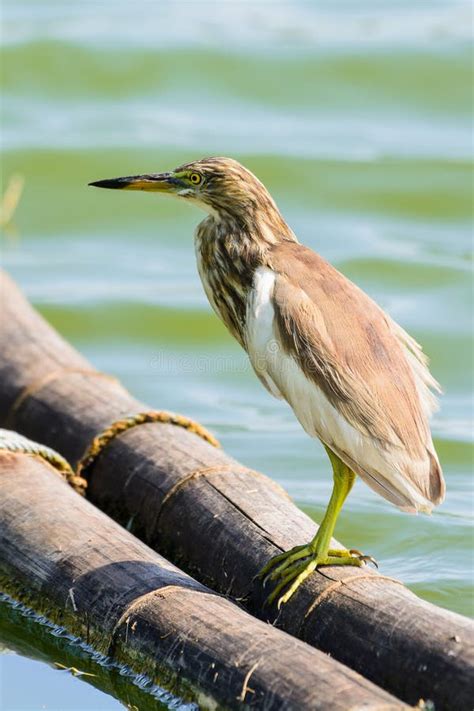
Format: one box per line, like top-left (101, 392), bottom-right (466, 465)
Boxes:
top-left (88, 172), bottom-right (178, 192)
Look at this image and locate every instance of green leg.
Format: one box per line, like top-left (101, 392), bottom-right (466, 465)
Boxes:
top-left (259, 446), bottom-right (376, 608)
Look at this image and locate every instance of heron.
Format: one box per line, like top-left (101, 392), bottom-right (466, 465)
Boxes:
top-left (90, 157), bottom-right (445, 607)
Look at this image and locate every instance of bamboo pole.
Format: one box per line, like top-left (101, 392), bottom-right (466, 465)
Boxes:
top-left (1, 270), bottom-right (473, 710)
top-left (0, 449), bottom-right (406, 710)
top-left (0, 590), bottom-right (190, 711)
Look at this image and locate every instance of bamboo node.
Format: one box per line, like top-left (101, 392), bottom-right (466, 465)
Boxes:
top-left (155, 463), bottom-right (290, 529)
top-left (156, 464), bottom-right (248, 527)
top-left (304, 573), bottom-right (405, 621)
top-left (0, 429), bottom-right (87, 495)
top-left (109, 585), bottom-right (218, 654)
top-left (6, 367), bottom-right (119, 427)
top-left (76, 410), bottom-right (220, 481)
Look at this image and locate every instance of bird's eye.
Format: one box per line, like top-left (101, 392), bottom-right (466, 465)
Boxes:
top-left (189, 173), bottom-right (202, 185)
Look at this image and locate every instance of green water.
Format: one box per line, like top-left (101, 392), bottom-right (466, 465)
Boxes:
top-left (1, 1), bottom-right (473, 708)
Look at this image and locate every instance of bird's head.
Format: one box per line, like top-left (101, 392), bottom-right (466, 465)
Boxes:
top-left (90, 156), bottom-right (290, 232)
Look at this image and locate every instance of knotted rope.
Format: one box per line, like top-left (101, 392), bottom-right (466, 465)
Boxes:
top-left (5, 367), bottom-right (221, 492)
top-left (76, 410), bottom-right (220, 481)
top-left (0, 429), bottom-right (87, 495)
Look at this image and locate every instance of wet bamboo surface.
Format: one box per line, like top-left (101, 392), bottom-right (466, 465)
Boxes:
top-left (1, 270), bottom-right (473, 710)
top-left (0, 450), bottom-right (408, 710)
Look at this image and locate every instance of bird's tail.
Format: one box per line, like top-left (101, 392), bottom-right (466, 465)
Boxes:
top-left (424, 449), bottom-right (445, 506)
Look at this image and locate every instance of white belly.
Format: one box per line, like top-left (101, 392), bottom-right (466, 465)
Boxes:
top-left (245, 267), bottom-right (433, 513)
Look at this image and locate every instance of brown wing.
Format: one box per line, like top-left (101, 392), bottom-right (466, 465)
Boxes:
top-left (267, 241), bottom-right (444, 506)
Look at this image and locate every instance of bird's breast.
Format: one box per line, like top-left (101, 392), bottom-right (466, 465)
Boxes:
top-left (194, 226), bottom-right (252, 348)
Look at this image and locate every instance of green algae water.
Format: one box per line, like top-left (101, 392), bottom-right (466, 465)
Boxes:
top-left (0, 593), bottom-right (197, 711)
top-left (1, 1), bottom-right (473, 707)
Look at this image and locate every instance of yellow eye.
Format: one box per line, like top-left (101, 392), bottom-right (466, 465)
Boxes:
top-left (189, 172), bottom-right (202, 185)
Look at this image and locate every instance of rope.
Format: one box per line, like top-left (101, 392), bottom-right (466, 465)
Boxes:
top-left (304, 573), bottom-right (404, 621)
top-left (6, 368), bottom-right (118, 427)
top-left (76, 410), bottom-right (220, 481)
top-left (0, 429), bottom-right (87, 495)
top-left (6, 368), bottom-right (221, 491)
top-left (4, 370), bottom-right (294, 525)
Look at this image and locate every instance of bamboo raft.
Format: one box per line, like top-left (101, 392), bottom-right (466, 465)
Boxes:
top-left (0, 448), bottom-right (406, 710)
top-left (1, 270), bottom-right (473, 709)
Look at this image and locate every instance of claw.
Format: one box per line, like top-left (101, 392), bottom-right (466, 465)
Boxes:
top-left (258, 542), bottom-right (378, 608)
top-left (361, 555), bottom-right (378, 568)
top-left (349, 549), bottom-right (378, 568)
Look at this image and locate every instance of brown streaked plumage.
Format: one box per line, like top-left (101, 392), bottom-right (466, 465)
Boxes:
top-left (90, 156), bottom-right (445, 607)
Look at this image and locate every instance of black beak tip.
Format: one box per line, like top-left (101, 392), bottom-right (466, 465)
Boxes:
top-left (88, 179), bottom-right (127, 189)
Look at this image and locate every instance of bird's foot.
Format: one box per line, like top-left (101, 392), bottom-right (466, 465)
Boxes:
top-left (259, 544), bottom-right (377, 608)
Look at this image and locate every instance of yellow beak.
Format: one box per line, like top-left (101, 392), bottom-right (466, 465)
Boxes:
top-left (88, 173), bottom-right (177, 192)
